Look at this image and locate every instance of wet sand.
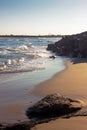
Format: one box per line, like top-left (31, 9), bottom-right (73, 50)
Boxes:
top-left (0, 57), bottom-right (65, 124)
top-left (0, 103), bottom-right (29, 124)
top-left (33, 61), bottom-right (87, 101)
top-left (32, 61), bottom-right (87, 130)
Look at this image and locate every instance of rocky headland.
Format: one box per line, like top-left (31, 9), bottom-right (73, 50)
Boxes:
top-left (47, 31), bottom-right (87, 57)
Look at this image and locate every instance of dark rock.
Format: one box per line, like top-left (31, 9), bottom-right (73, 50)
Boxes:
top-left (47, 44), bottom-right (56, 52)
top-left (47, 31), bottom-right (87, 57)
top-left (0, 122), bottom-right (31, 130)
top-left (49, 55), bottom-right (56, 59)
top-left (26, 94), bottom-right (82, 119)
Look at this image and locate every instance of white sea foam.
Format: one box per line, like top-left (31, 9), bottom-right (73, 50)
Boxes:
top-left (0, 63), bottom-right (7, 71)
top-left (0, 37), bottom-right (60, 74)
top-left (16, 45), bottom-right (29, 51)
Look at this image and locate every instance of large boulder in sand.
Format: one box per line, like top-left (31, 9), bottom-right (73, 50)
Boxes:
top-left (26, 94), bottom-right (82, 119)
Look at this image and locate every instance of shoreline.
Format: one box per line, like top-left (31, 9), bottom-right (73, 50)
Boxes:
top-left (32, 60), bottom-right (87, 100)
top-left (31, 57), bottom-right (68, 96)
top-left (0, 57), bottom-right (66, 124)
top-left (32, 61), bottom-right (71, 97)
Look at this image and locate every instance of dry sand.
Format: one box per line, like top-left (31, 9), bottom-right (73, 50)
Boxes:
top-left (32, 61), bottom-right (87, 130)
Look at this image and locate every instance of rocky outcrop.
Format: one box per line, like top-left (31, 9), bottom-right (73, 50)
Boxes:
top-left (47, 31), bottom-right (87, 57)
top-left (26, 94), bottom-right (82, 119)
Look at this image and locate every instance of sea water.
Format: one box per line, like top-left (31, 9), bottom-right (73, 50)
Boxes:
top-left (0, 37), bottom-right (66, 103)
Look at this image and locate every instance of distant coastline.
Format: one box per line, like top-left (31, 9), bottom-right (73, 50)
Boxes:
top-left (0, 34), bottom-right (64, 38)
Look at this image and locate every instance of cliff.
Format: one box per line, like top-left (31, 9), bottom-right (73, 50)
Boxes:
top-left (47, 31), bottom-right (87, 57)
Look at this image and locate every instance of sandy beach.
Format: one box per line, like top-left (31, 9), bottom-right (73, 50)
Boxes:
top-left (1, 59), bottom-right (87, 130)
top-left (33, 61), bottom-right (87, 101)
top-left (31, 60), bottom-right (87, 130)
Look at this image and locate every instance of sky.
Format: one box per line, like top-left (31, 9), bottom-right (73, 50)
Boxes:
top-left (0, 0), bottom-right (87, 35)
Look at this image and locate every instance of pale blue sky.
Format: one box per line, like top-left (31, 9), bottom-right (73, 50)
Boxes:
top-left (0, 0), bottom-right (87, 35)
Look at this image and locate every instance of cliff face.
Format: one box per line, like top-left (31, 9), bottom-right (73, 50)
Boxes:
top-left (47, 31), bottom-right (87, 57)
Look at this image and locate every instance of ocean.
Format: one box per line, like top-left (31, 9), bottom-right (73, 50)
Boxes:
top-left (0, 37), bottom-right (66, 104)
top-left (0, 37), bottom-right (61, 73)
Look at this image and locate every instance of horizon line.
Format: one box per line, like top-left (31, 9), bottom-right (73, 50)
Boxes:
top-left (0, 34), bottom-right (65, 38)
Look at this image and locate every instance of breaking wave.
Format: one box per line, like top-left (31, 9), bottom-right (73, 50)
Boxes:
top-left (0, 37), bottom-right (56, 74)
